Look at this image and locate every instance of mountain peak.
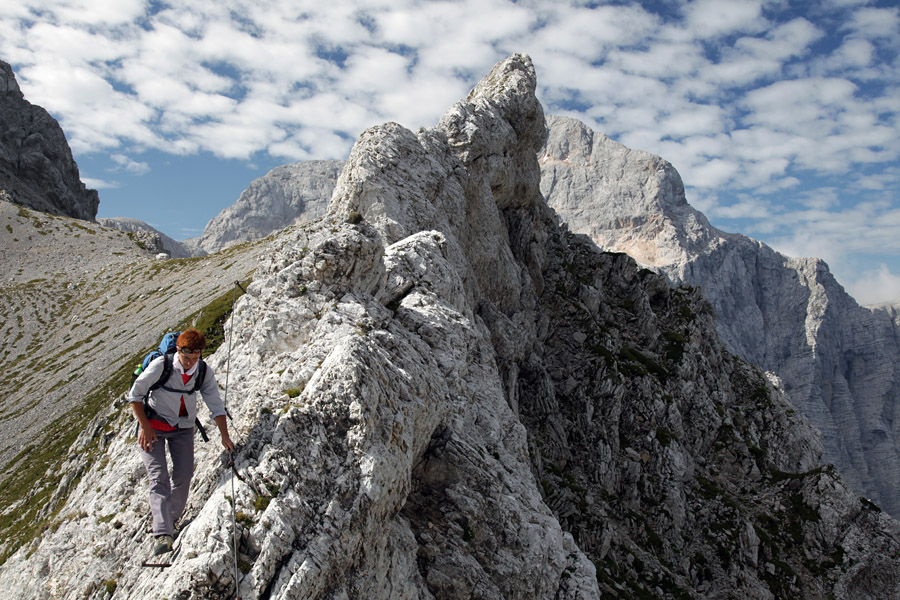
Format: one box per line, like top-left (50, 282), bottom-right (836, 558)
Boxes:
top-left (0, 59), bottom-right (99, 221)
top-left (1, 61), bottom-right (23, 98)
top-left (543, 115), bottom-right (900, 520)
top-left (541, 114), bottom-right (719, 270)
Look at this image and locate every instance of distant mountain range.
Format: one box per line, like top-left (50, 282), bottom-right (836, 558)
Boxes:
top-left (539, 114), bottom-right (900, 517)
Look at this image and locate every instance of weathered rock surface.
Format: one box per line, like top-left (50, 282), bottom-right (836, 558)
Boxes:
top-left (540, 115), bottom-right (900, 519)
top-left (2, 55), bottom-right (900, 600)
top-left (0, 60), bottom-right (98, 221)
top-left (185, 159), bottom-right (344, 254)
top-left (97, 216), bottom-right (195, 258)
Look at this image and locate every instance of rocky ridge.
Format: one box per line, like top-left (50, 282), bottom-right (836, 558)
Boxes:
top-left (0, 54), bottom-right (898, 600)
top-left (540, 115), bottom-right (900, 518)
top-left (0, 60), bottom-right (98, 221)
top-left (185, 159), bottom-right (344, 255)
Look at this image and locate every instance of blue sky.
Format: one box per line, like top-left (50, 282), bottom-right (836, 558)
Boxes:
top-left (1, 0), bottom-right (898, 305)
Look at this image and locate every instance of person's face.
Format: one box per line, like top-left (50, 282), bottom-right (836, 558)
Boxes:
top-left (177, 346), bottom-right (201, 369)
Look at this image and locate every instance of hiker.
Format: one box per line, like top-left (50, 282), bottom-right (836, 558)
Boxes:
top-left (127, 328), bottom-right (234, 556)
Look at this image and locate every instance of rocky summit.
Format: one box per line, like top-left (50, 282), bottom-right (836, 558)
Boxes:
top-left (0, 60), bottom-right (98, 221)
top-left (1, 55), bottom-right (900, 600)
top-left (540, 114), bottom-right (900, 519)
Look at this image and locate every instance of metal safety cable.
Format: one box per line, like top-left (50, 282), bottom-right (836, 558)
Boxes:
top-left (223, 280), bottom-right (245, 600)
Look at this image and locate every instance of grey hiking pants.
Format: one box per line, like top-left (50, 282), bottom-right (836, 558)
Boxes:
top-left (140, 426), bottom-right (194, 537)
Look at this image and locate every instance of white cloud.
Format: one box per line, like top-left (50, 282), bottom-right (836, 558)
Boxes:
top-left (732, 75), bottom-right (900, 175)
top-left (659, 106), bottom-right (725, 138)
top-left (842, 7), bottom-right (900, 40)
top-left (111, 153), bottom-right (150, 175)
top-left (684, 158), bottom-right (740, 189)
top-left (831, 38), bottom-right (875, 69)
top-left (609, 40), bottom-right (705, 80)
top-left (683, 0), bottom-right (766, 39)
top-left (282, 91), bottom-right (377, 134)
top-left (822, 0), bottom-right (868, 7)
top-left (856, 168), bottom-right (900, 191)
top-left (711, 194), bottom-right (772, 220)
top-left (794, 187), bottom-right (840, 210)
top-left (340, 47), bottom-right (410, 99)
top-left (752, 176), bottom-right (802, 195)
top-left (741, 18), bottom-right (822, 62)
top-left (80, 177), bottom-right (118, 189)
top-left (701, 18), bottom-right (822, 86)
top-left (188, 102), bottom-right (289, 160)
top-left (8, 0), bottom-right (146, 26)
top-left (844, 264), bottom-right (900, 306)
top-left (178, 227), bottom-right (203, 238)
top-left (18, 61), bottom-right (158, 152)
top-left (378, 75), bottom-right (470, 127)
top-left (522, 3), bottom-right (659, 59)
top-left (23, 21), bottom-right (129, 65)
top-left (269, 127), bottom-right (353, 162)
top-left (742, 77), bottom-right (858, 130)
top-left (765, 199), bottom-right (900, 267)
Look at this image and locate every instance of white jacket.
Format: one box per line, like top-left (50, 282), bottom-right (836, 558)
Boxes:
top-left (127, 353), bottom-right (226, 428)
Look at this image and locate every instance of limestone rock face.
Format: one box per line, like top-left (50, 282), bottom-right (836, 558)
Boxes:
top-left (186, 159), bottom-right (344, 254)
top-left (2, 56), bottom-right (900, 600)
top-left (97, 217), bottom-right (195, 258)
top-left (0, 60), bottom-right (99, 221)
top-left (541, 114), bottom-right (900, 518)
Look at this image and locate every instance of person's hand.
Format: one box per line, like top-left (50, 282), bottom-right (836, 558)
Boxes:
top-left (221, 433), bottom-right (235, 452)
top-left (139, 426), bottom-right (158, 452)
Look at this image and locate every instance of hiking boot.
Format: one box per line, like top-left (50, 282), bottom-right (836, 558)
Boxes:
top-left (152, 534), bottom-right (173, 556)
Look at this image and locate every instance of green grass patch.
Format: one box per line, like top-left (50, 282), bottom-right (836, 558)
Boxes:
top-left (860, 497), bottom-right (882, 513)
top-left (68, 221), bottom-right (97, 235)
top-left (663, 330), bottom-right (686, 363)
top-left (619, 346), bottom-right (668, 382)
top-left (656, 427), bottom-right (675, 447)
top-left (586, 342), bottom-right (615, 368)
top-left (176, 280), bottom-right (249, 353)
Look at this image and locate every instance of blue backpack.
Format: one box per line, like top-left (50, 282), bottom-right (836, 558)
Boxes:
top-left (132, 331), bottom-right (209, 442)
top-left (138, 332), bottom-right (181, 372)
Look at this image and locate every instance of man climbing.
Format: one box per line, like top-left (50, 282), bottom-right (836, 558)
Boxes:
top-left (128, 328), bottom-right (235, 557)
